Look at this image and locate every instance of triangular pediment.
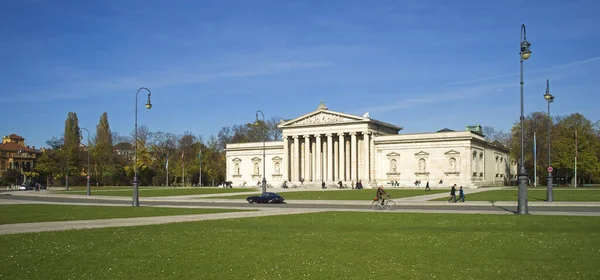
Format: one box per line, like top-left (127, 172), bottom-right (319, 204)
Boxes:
top-left (232, 157), bottom-right (242, 162)
top-left (251, 157), bottom-right (262, 162)
top-left (444, 150), bottom-right (460, 155)
top-left (386, 152), bottom-right (401, 157)
top-left (271, 156), bottom-right (282, 161)
top-left (279, 110), bottom-right (367, 127)
top-left (414, 151), bottom-right (429, 156)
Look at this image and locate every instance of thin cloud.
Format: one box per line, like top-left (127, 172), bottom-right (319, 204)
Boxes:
top-left (355, 82), bottom-right (512, 115)
top-left (447, 56), bottom-right (600, 86)
top-left (0, 61), bottom-right (331, 103)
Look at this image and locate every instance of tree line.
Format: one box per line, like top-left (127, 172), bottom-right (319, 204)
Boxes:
top-left (18, 112), bottom-right (283, 187)
top-left (485, 112), bottom-right (599, 186)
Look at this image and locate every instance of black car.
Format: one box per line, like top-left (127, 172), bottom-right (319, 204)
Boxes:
top-left (246, 192), bottom-right (285, 204)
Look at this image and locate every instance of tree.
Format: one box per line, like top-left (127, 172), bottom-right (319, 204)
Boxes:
top-left (63, 112), bottom-right (82, 185)
top-left (127, 125), bottom-right (153, 186)
top-left (93, 112), bottom-right (115, 186)
top-left (552, 113), bottom-right (600, 184)
top-left (509, 112), bottom-right (600, 185)
top-left (34, 149), bottom-right (63, 187)
top-left (203, 135), bottom-right (225, 186)
top-left (2, 169), bottom-right (21, 185)
top-left (483, 126), bottom-right (511, 147)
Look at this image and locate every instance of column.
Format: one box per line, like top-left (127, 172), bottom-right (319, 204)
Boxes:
top-left (304, 135), bottom-right (311, 181)
top-left (311, 140), bottom-right (316, 182)
top-left (315, 134), bottom-right (321, 182)
top-left (293, 135), bottom-right (299, 182)
top-left (283, 136), bottom-right (289, 181)
top-left (338, 133), bottom-right (345, 182)
top-left (326, 133), bottom-right (333, 181)
top-left (350, 132), bottom-right (357, 181)
top-left (363, 132), bottom-right (370, 182)
top-left (345, 139), bottom-right (350, 181)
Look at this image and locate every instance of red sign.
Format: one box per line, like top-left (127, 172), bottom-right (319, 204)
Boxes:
top-left (547, 166), bottom-right (553, 173)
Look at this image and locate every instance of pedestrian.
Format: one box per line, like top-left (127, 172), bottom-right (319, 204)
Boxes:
top-left (356, 180), bottom-right (363, 189)
top-left (459, 186), bottom-right (465, 202)
top-left (338, 180), bottom-right (343, 189)
top-left (321, 181), bottom-right (326, 189)
top-left (351, 181), bottom-right (355, 189)
top-left (425, 181), bottom-right (430, 191)
top-left (448, 185), bottom-right (457, 203)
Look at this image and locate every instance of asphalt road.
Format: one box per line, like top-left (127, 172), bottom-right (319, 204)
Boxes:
top-left (2, 193), bottom-right (599, 214)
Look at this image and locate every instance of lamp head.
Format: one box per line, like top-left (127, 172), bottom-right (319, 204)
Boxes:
top-left (145, 93), bottom-right (152, 109)
top-left (520, 40), bottom-right (531, 60)
top-left (543, 79), bottom-right (554, 102)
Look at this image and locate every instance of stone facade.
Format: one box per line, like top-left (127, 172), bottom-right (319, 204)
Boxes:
top-left (225, 102), bottom-right (516, 188)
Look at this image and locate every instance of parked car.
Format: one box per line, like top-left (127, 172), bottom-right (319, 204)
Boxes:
top-left (19, 184), bottom-right (34, 191)
top-left (246, 192), bottom-right (285, 204)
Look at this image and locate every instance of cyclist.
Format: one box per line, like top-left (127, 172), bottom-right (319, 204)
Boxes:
top-left (375, 185), bottom-right (389, 205)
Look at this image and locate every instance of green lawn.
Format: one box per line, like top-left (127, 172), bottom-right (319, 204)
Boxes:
top-left (0, 204), bottom-right (249, 224)
top-left (1, 212), bottom-right (599, 279)
top-left (220, 189), bottom-right (447, 200)
top-left (433, 189), bottom-right (600, 202)
top-left (53, 187), bottom-right (259, 197)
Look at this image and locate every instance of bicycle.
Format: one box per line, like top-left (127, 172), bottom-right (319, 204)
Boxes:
top-left (372, 195), bottom-right (396, 211)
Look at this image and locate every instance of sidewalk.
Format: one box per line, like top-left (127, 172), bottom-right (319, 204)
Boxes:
top-left (0, 208), bottom-right (326, 235)
top-left (6, 188), bottom-right (600, 207)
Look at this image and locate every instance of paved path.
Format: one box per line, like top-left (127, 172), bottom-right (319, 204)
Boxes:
top-left (0, 208), bottom-right (325, 235)
top-left (2, 187), bottom-right (599, 235)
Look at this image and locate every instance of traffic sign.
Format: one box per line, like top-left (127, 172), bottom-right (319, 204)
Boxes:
top-left (87, 175), bottom-right (90, 179)
top-left (547, 166), bottom-right (553, 173)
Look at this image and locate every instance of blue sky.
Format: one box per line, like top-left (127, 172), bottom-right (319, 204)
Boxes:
top-left (1, 0), bottom-right (599, 148)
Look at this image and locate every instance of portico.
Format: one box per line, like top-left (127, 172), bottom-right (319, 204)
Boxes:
top-left (277, 102), bottom-right (401, 185)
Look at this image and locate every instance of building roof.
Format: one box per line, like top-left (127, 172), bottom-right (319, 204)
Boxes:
top-left (0, 142), bottom-right (38, 153)
top-left (6, 134), bottom-right (24, 140)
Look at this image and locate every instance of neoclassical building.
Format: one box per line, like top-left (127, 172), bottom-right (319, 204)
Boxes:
top-left (226, 102), bottom-right (515, 188)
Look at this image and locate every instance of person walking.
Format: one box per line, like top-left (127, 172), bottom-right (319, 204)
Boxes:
top-left (321, 181), bottom-right (326, 189)
top-left (448, 185), bottom-right (457, 203)
top-left (425, 181), bottom-right (430, 191)
top-left (459, 186), bottom-right (465, 202)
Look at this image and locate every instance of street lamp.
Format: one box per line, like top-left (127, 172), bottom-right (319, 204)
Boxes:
top-left (80, 127), bottom-right (91, 196)
top-left (133, 87), bottom-right (153, 207)
top-left (255, 110), bottom-right (267, 195)
top-left (517, 24), bottom-right (532, 214)
top-left (543, 79), bottom-right (555, 202)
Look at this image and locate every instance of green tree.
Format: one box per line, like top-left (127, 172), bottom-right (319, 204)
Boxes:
top-left (203, 135), bottom-right (225, 186)
top-left (93, 112), bottom-right (115, 186)
top-left (552, 113), bottom-right (600, 185)
top-left (34, 149), bottom-right (63, 187)
top-left (2, 169), bottom-right (21, 185)
top-left (63, 112), bottom-right (81, 185)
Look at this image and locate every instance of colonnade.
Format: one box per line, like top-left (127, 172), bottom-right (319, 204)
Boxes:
top-left (282, 132), bottom-right (371, 183)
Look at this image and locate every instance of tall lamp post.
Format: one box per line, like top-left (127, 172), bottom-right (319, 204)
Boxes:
top-left (255, 110), bottom-right (267, 194)
top-left (517, 24), bottom-right (532, 214)
top-left (543, 79), bottom-right (555, 202)
top-left (80, 127), bottom-right (91, 196)
top-left (133, 87), bottom-right (153, 207)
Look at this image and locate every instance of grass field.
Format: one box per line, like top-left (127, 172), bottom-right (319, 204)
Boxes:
top-left (1, 212), bottom-right (598, 279)
top-left (220, 189), bottom-right (447, 200)
top-left (53, 187), bottom-right (258, 197)
top-left (433, 189), bottom-right (600, 202)
top-left (0, 204), bottom-right (249, 224)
